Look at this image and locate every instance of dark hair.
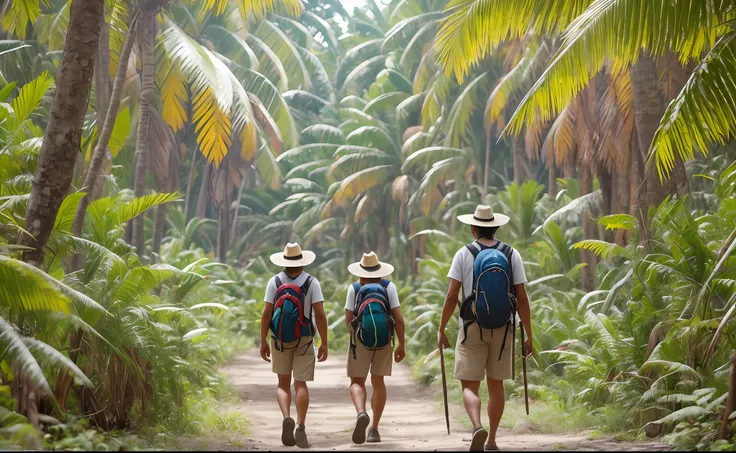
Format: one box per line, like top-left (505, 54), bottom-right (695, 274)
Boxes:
top-left (472, 225), bottom-right (499, 239)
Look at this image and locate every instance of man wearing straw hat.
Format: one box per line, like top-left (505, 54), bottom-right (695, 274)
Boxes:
top-left (437, 205), bottom-right (534, 451)
top-left (344, 252), bottom-right (406, 444)
top-left (259, 242), bottom-right (329, 448)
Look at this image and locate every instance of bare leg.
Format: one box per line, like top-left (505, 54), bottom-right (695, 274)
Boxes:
top-left (370, 375), bottom-right (387, 429)
top-left (349, 377), bottom-right (367, 414)
top-left (294, 380), bottom-right (309, 425)
top-left (277, 374), bottom-right (292, 418)
top-left (486, 379), bottom-right (505, 448)
top-left (461, 380), bottom-right (483, 429)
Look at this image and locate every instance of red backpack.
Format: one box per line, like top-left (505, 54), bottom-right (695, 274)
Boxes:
top-left (270, 275), bottom-right (314, 352)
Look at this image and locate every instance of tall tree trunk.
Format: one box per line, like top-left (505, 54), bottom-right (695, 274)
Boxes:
top-left (90, 23), bottom-right (112, 203)
top-left (183, 143), bottom-right (197, 220)
top-left (513, 139), bottom-right (532, 185)
top-left (71, 14), bottom-right (138, 247)
top-left (613, 150), bottom-right (631, 246)
top-left (630, 55), bottom-right (674, 230)
top-left (597, 166), bottom-right (614, 243)
top-left (95, 22), bottom-right (112, 132)
top-left (21, 0), bottom-right (104, 267)
top-left (195, 162), bottom-right (212, 218)
top-left (547, 160), bottom-right (557, 198)
top-left (214, 163), bottom-right (230, 263)
top-left (580, 164), bottom-right (597, 292)
top-left (230, 171), bottom-right (246, 245)
top-left (132, 10), bottom-right (155, 255)
top-left (482, 129), bottom-right (491, 202)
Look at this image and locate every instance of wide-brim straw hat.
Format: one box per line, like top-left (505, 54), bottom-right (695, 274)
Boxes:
top-left (457, 204), bottom-right (510, 228)
top-left (347, 252), bottom-right (395, 278)
top-left (269, 242), bottom-right (316, 267)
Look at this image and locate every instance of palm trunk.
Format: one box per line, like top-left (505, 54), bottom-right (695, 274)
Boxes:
top-left (547, 160), bottom-right (557, 198)
top-left (482, 130), bottom-right (491, 201)
top-left (613, 168), bottom-right (630, 246)
top-left (90, 22), bottom-right (112, 202)
top-left (580, 164), bottom-right (597, 292)
top-left (195, 162), bottom-right (212, 218)
top-left (597, 166), bottom-right (614, 243)
top-left (630, 56), bottom-right (670, 221)
top-left (95, 22), bottom-right (112, 131)
top-left (21, 0), bottom-right (104, 267)
top-left (71, 14), bottom-right (138, 246)
top-left (230, 172), bottom-right (246, 244)
top-left (214, 164), bottom-right (230, 263)
top-left (513, 138), bottom-right (531, 185)
top-left (132, 11), bottom-right (155, 255)
top-left (183, 144), bottom-right (197, 220)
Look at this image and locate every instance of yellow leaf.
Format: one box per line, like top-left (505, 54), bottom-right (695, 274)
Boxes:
top-left (161, 66), bottom-right (189, 132)
top-left (192, 87), bottom-right (232, 166)
top-left (240, 119), bottom-right (258, 162)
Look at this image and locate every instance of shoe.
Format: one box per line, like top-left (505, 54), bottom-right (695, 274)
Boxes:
top-left (295, 424), bottom-right (309, 448)
top-left (281, 416), bottom-right (296, 446)
top-left (470, 427), bottom-right (488, 452)
top-left (366, 427), bottom-right (381, 443)
top-left (352, 412), bottom-right (370, 444)
top-left (484, 441), bottom-right (500, 451)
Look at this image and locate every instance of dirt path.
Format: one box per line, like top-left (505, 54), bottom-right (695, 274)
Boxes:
top-left (216, 350), bottom-right (669, 451)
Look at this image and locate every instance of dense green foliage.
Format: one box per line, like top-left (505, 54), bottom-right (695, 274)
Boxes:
top-left (1, 0), bottom-right (736, 450)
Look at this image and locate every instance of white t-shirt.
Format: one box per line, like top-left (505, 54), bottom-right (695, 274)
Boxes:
top-left (344, 281), bottom-right (401, 311)
top-left (447, 241), bottom-right (527, 306)
top-left (264, 271), bottom-right (324, 324)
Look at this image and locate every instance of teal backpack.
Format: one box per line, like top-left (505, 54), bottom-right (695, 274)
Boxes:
top-left (349, 280), bottom-right (394, 359)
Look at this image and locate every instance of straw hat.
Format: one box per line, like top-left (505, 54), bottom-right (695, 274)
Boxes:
top-left (457, 204), bottom-right (510, 228)
top-left (269, 242), bottom-right (316, 267)
top-left (347, 252), bottom-right (395, 279)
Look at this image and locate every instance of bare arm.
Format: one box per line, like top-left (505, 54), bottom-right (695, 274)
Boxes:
top-left (313, 302), bottom-right (329, 361)
top-left (345, 309), bottom-right (353, 327)
top-left (515, 283), bottom-right (533, 355)
top-left (437, 278), bottom-right (462, 347)
top-left (259, 303), bottom-right (273, 362)
top-left (392, 306), bottom-right (406, 362)
top-left (392, 306), bottom-right (405, 347)
top-left (313, 302), bottom-right (328, 345)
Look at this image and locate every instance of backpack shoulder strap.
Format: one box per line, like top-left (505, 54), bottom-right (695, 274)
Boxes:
top-left (301, 275), bottom-right (313, 295)
top-left (497, 242), bottom-right (516, 295)
top-left (465, 243), bottom-right (480, 259)
top-left (274, 275), bottom-right (282, 289)
top-left (380, 279), bottom-right (390, 289)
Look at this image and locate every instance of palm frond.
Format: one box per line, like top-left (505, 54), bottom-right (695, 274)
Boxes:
top-left (649, 33), bottom-right (736, 179)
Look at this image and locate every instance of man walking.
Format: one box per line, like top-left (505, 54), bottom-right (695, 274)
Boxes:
top-left (344, 252), bottom-right (406, 444)
top-left (437, 205), bottom-right (534, 451)
top-left (260, 242), bottom-right (329, 448)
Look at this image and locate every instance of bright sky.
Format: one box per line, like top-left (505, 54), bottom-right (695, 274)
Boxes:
top-left (339, 0), bottom-right (368, 12)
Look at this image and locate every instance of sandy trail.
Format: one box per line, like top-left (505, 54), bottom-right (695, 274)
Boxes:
top-left (217, 350), bottom-right (669, 451)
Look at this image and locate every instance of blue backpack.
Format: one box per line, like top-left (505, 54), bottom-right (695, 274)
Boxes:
top-left (349, 280), bottom-right (394, 359)
top-left (460, 241), bottom-right (517, 357)
top-left (269, 275), bottom-right (314, 352)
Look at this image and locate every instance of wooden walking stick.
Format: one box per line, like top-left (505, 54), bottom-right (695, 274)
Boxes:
top-left (439, 343), bottom-right (451, 435)
top-left (520, 323), bottom-right (530, 415)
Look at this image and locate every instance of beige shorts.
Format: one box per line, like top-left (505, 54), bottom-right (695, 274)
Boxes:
top-left (347, 343), bottom-right (393, 378)
top-left (272, 336), bottom-right (315, 382)
top-left (454, 322), bottom-right (513, 381)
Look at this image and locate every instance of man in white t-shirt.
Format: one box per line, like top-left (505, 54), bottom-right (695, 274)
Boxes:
top-left (259, 242), bottom-right (328, 449)
top-left (437, 205), bottom-right (534, 451)
top-left (344, 252), bottom-right (405, 445)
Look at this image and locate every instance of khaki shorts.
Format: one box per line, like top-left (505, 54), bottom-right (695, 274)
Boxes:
top-left (454, 322), bottom-right (513, 381)
top-left (347, 343), bottom-right (393, 378)
top-left (272, 336), bottom-right (315, 382)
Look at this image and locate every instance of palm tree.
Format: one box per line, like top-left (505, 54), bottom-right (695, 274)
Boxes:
top-left (21, 0), bottom-right (105, 266)
top-left (432, 0), bottom-right (735, 238)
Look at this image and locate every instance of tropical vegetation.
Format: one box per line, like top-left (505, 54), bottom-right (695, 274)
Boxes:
top-left (1, 0), bottom-right (735, 450)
